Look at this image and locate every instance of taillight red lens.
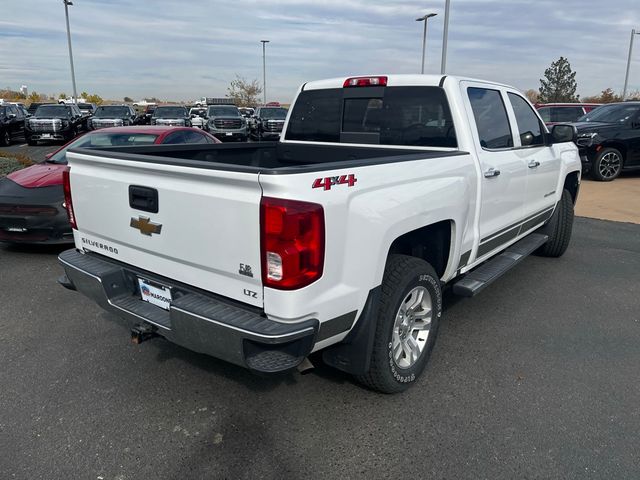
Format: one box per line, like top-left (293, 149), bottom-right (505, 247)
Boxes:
top-left (343, 76), bottom-right (388, 88)
top-left (260, 197), bottom-right (324, 290)
top-left (62, 166), bottom-right (77, 229)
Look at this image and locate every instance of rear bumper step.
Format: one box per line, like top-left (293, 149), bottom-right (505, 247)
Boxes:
top-left (453, 233), bottom-right (548, 297)
top-left (58, 249), bottom-right (318, 373)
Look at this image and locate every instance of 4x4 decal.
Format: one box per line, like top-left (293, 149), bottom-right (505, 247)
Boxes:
top-left (312, 174), bottom-right (357, 191)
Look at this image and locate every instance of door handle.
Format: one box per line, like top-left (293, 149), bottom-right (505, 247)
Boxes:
top-left (528, 160), bottom-right (541, 168)
top-left (484, 168), bottom-right (501, 178)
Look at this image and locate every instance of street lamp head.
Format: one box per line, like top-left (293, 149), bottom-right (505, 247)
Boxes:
top-left (64, 0), bottom-right (73, 5)
top-left (416, 13), bottom-right (437, 21)
top-left (260, 40), bottom-right (270, 44)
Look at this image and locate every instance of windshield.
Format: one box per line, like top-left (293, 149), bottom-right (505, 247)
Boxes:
top-left (153, 107), bottom-right (187, 118)
top-left (34, 105), bottom-right (71, 118)
top-left (47, 132), bottom-right (159, 164)
top-left (260, 108), bottom-right (287, 119)
top-left (578, 103), bottom-right (640, 123)
top-left (94, 106), bottom-right (130, 117)
top-left (207, 106), bottom-right (239, 117)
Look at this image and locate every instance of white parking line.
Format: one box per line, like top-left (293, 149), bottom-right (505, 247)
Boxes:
top-left (17, 143), bottom-right (28, 147)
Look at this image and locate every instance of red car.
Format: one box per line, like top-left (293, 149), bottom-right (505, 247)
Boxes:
top-left (535, 103), bottom-right (601, 126)
top-left (0, 126), bottom-right (220, 244)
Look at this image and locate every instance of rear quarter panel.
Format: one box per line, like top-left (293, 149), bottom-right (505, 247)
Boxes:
top-left (259, 152), bottom-right (477, 350)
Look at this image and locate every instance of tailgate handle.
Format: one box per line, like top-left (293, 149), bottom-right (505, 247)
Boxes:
top-left (129, 185), bottom-right (159, 213)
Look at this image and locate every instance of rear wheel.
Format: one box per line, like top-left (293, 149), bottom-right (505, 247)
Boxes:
top-left (536, 189), bottom-right (574, 257)
top-left (356, 255), bottom-right (442, 393)
top-left (591, 148), bottom-right (623, 181)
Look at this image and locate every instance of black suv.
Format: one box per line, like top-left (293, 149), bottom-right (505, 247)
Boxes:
top-left (151, 106), bottom-right (191, 127)
top-left (0, 104), bottom-right (27, 146)
top-left (89, 105), bottom-right (139, 130)
top-left (249, 107), bottom-right (288, 140)
top-left (25, 104), bottom-right (85, 145)
top-left (573, 102), bottom-right (640, 181)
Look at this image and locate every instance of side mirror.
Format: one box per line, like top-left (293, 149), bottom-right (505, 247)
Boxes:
top-left (520, 131), bottom-right (534, 146)
top-left (8, 113), bottom-right (16, 119)
top-left (550, 124), bottom-right (577, 144)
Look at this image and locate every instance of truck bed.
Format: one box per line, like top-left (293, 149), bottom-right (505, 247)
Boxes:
top-left (70, 142), bottom-right (464, 174)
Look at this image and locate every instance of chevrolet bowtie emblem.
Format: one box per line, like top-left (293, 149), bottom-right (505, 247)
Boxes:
top-left (130, 216), bottom-right (162, 236)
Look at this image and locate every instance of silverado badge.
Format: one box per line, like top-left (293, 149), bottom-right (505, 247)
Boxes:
top-left (130, 216), bottom-right (162, 236)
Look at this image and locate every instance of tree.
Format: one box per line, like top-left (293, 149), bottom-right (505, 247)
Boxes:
top-left (28, 91), bottom-right (40, 104)
top-left (123, 96), bottom-right (133, 102)
top-left (582, 88), bottom-right (623, 104)
top-left (227, 75), bottom-right (262, 107)
top-left (538, 57), bottom-right (579, 103)
top-left (80, 91), bottom-right (89, 100)
top-left (86, 94), bottom-right (103, 105)
top-left (59, 93), bottom-right (67, 100)
top-left (523, 89), bottom-right (539, 103)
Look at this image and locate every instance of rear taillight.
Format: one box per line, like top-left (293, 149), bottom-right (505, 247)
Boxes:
top-left (62, 166), bottom-right (77, 229)
top-left (260, 197), bottom-right (324, 290)
top-left (343, 76), bottom-right (388, 87)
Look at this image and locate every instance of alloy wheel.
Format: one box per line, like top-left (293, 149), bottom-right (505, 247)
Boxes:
top-left (391, 286), bottom-right (433, 369)
top-left (598, 151), bottom-right (621, 179)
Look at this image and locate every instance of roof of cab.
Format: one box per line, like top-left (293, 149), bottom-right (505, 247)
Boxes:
top-left (301, 74), bottom-right (515, 91)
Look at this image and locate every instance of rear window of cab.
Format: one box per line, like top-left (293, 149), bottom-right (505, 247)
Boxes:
top-left (286, 86), bottom-right (457, 148)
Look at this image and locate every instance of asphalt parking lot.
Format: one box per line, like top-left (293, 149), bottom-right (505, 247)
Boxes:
top-left (1, 216), bottom-right (639, 479)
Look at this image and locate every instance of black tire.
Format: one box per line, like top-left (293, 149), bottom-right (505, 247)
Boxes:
top-left (591, 147), bottom-right (623, 181)
top-left (356, 255), bottom-right (442, 393)
top-left (536, 189), bottom-right (574, 257)
top-left (0, 129), bottom-right (10, 146)
top-left (27, 135), bottom-right (37, 146)
top-left (66, 126), bottom-right (77, 141)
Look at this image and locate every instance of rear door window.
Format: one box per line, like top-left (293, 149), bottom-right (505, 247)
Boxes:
top-left (286, 86), bottom-right (457, 147)
top-left (467, 87), bottom-right (513, 149)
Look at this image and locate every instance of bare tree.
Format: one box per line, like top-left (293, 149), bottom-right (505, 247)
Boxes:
top-left (227, 75), bottom-right (263, 107)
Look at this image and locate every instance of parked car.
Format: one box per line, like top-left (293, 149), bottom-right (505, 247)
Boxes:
top-left (57, 74), bottom-right (580, 393)
top-left (0, 126), bottom-right (220, 245)
top-left (535, 103), bottom-right (600, 126)
top-left (27, 102), bottom-right (45, 116)
top-left (0, 104), bottom-right (27, 146)
top-left (249, 106), bottom-right (288, 140)
top-left (25, 103), bottom-right (85, 145)
top-left (572, 101), bottom-right (640, 181)
top-left (239, 107), bottom-right (255, 118)
top-left (204, 104), bottom-right (247, 141)
top-left (89, 105), bottom-right (140, 130)
top-left (151, 106), bottom-right (191, 127)
top-left (188, 108), bottom-right (207, 129)
top-left (139, 105), bottom-right (157, 125)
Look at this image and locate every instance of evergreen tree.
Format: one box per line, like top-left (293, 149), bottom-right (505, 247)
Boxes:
top-left (538, 57), bottom-right (578, 102)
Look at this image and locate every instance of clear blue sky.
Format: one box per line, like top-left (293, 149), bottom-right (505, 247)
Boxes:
top-left (1, 0), bottom-right (639, 102)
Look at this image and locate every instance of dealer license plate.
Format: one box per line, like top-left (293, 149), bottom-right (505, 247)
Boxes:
top-left (41, 133), bottom-right (52, 139)
top-left (225, 132), bottom-right (233, 136)
top-left (138, 277), bottom-right (172, 310)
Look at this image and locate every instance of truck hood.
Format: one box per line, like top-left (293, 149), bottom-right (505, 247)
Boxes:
top-left (7, 163), bottom-right (66, 188)
top-left (571, 121), bottom-right (618, 133)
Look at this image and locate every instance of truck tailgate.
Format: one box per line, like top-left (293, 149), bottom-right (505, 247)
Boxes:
top-left (66, 150), bottom-right (263, 307)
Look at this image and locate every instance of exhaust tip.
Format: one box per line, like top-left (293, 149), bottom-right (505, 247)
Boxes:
top-left (297, 357), bottom-right (315, 375)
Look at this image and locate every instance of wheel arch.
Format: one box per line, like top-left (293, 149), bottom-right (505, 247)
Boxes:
top-left (599, 142), bottom-right (627, 164)
top-left (386, 219), bottom-right (454, 279)
top-left (563, 170), bottom-right (580, 204)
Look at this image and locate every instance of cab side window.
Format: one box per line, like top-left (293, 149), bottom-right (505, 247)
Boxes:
top-left (467, 87), bottom-right (513, 149)
top-left (507, 93), bottom-right (544, 146)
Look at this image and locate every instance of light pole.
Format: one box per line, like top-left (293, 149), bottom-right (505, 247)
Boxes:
top-left (622, 28), bottom-right (640, 100)
top-left (416, 13), bottom-right (437, 74)
top-left (63, 0), bottom-right (78, 104)
top-left (440, 0), bottom-right (451, 74)
top-left (261, 40), bottom-right (269, 105)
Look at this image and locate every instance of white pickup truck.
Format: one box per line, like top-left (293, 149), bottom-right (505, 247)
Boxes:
top-left (58, 74), bottom-right (581, 393)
